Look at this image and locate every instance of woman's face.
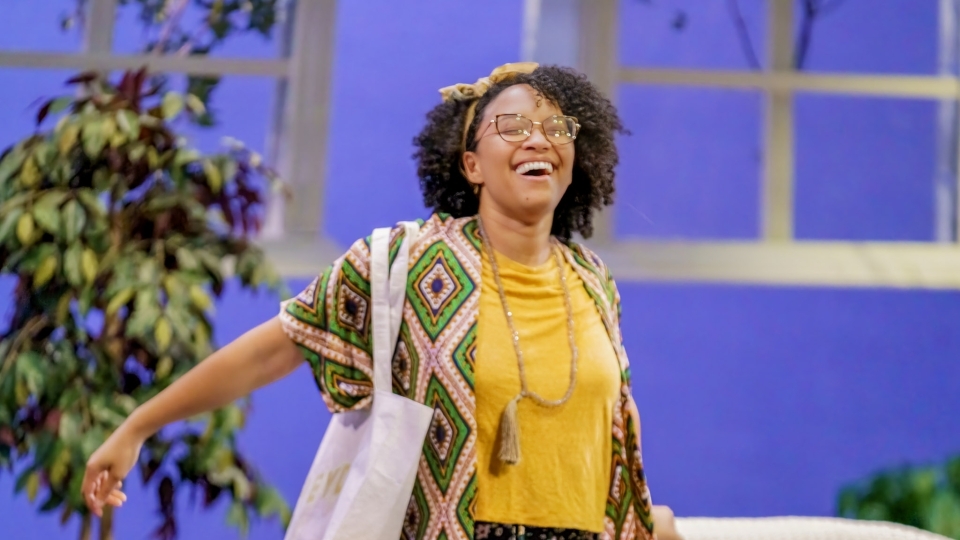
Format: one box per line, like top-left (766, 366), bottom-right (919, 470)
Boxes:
top-left (463, 84), bottom-right (575, 224)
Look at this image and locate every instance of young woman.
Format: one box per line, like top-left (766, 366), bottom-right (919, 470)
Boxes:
top-left (83, 63), bottom-right (681, 540)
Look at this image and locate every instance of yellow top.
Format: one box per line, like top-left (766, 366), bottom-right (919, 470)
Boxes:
top-left (475, 248), bottom-right (622, 532)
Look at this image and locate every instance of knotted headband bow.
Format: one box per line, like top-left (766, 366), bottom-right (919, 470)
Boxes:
top-left (438, 62), bottom-right (540, 172)
top-left (439, 61), bottom-right (540, 104)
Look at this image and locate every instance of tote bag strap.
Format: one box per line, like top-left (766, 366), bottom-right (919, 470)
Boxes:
top-left (370, 221), bottom-right (420, 393)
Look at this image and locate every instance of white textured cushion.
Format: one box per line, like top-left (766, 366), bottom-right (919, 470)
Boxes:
top-left (675, 517), bottom-right (950, 540)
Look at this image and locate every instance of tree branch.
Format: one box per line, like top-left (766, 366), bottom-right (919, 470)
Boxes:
top-left (726, 0), bottom-right (762, 70)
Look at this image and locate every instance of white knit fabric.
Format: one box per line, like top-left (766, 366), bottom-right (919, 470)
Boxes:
top-left (675, 517), bottom-right (951, 540)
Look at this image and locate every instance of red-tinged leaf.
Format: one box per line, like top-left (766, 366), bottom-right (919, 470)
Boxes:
top-left (36, 100), bottom-right (53, 126)
top-left (219, 194), bottom-right (236, 228)
top-left (65, 71), bottom-right (99, 85)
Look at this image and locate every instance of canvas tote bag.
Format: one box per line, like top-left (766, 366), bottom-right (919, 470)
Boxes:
top-left (285, 221), bottom-right (433, 540)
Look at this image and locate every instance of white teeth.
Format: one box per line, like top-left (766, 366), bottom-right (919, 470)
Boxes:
top-left (515, 161), bottom-right (554, 175)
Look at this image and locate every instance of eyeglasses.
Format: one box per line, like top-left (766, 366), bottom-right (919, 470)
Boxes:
top-left (482, 114), bottom-right (580, 145)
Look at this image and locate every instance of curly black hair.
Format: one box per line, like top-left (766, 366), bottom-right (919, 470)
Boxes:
top-left (413, 65), bottom-right (625, 241)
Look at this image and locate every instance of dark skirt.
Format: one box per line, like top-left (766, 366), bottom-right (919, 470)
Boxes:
top-left (475, 521), bottom-right (599, 540)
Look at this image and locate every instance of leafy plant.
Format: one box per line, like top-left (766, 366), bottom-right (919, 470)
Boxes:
top-left (0, 68), bottom-right (290, 540)
top-left (838, 455), bottom-right (960, 539)
top-left (65, 0), bottom-right (284, 125)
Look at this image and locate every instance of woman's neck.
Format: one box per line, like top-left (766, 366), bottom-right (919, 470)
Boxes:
top-left (477, 205), bottom-right (554, 267)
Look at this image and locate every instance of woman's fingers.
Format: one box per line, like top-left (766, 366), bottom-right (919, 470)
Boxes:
top-left (95, 470), bottom-right (121, 502)
top-left (81, 466), bottom-right (106, 514)
top-left (104, 489), bottom-right (127, 507)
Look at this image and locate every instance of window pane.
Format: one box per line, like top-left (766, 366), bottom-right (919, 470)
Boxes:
top-left (796, 0), bottom-right (937, 75)
top-left (0, 0), bottom-right (80, 52)
top-left (615, 85), bottom-right (762, 240)
top-left (795, 94), bottom-right (936, 241)
top-left (0, 69), bottom-right (77, 150)
top-left (322, 0), bottom-right (522, 246)
top-left (164, 75), bottom-right (274, 156)
top-left (620, 0), bottom-right (767, 70)
top-left (113, 1), bottom-right (281, 58)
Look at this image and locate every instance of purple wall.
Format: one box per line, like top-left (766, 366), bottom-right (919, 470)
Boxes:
top-left (1, 1), bottom-right (959, 538)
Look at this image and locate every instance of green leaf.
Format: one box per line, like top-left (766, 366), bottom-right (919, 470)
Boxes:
top-left (116, 110), bottom-right (140, 137)
top-left (927, 490), bottom-right (960, 537)
top-left (222, 159), bottom-right (238, 183)
top-left (0, 208), bottom-right (24, 246)
top-left (80, 248), bottom-right (98, 284)
top-left (174, 148), bottom-right (201, 167)
top-left (91, 396), bottom-right (126, 428)
top-left (26, 472), bottom-right (40, 502)
top-left (57, 386), bottom-right (82, 411)
top-left (138, 258), bottom-right (160, 284)
top-left (189, 284), bottom-right (213, 312)
top-left (32, 191), bottom-right (65, 234)
top-left (196, 249), bottom-right (223, 278)
top-left (125, 303), bottom-right (160, 340)
top-left (226, 500), bottom-right (250, 536)
top-left (80, 427), bottom-right (106, 460)
top-left (222, 405), bottom-right (245, 432)
top-left (81, 121), bottom-right (106, 158)
top-left (34, 253), bottom-right (59, 288)
top-left (19, 156), bottom-right (40, 188)
top-left (155, 317), bottom-right (173, 352)
top-left (203, 159), bottom-right (222, 193)
top-left (16, 212), bottom-right (35, 246)
top-left (78, 286), bottom-right (95, 315)
top-left (33, 141), bottom-right (57, 171)
top-left (162, 92), bottom-right (185, 120)
top-left (185, 93), bottom-right (206, 115)
top-left (17, 351), bottom-right (44, 395)
top-left (17, 243), bottom-right (56, 273)
top-left (0, 148), bottom-right (26, 184)
top-left (62, 199), bottom-right (86, 243)
top-left (49, 446), bottom-right (71, 488)
top-left (58, 123), bottom-right (80, 156)
top-left (64, 243), bottom-right (84, 287)
top-left (76, 189), bottom-right (106, 217)
top-left (58, 411), bottom-right (82, 442)
top-left (254, 486), bottom-right (291, 524)
top-left (115, 395), bottom-right (138, 415)
top-left (155, 357), bottom-right (173, 380)
top-left (106, 287), bottom-right (135, 315)
top-left (175, 247), bottom-right (200, 271)
top-left (0, 192), bottom-right (29, 215)
top-left (128, 142), bottom-right (146, 163)
top-left (14, 467), bottom-right (34, 493)
top-left (48, 96), bottom-right (73, 116)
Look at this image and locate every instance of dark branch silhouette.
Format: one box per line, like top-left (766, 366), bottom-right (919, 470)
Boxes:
top-left (726, 0), bottom-right (762, 70)
top-left (796, 0), bottom-right (848, 69)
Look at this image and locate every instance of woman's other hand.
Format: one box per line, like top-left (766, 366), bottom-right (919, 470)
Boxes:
top-left (653, 505), bottom-right (684, 540)
top-left (81, 425), bottom-right (141, 516)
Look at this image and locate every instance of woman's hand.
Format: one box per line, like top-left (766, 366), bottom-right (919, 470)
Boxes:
top-left (653, 505), bottom-right (684, 540)
top-left (78, 318), bottom-right (302, 518)
top-left (81, 425), bottom-right (141, 516)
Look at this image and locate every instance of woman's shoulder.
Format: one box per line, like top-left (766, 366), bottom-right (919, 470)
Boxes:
top-left (349, 213), bottom-right (470, 256)
top-left (561, 239), bottom-right (613, 282)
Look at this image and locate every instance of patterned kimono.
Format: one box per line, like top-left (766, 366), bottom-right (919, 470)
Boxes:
top-left (279, 213), bottom-right (656, 540)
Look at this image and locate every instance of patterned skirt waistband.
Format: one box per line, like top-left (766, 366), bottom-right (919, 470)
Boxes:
top-left (474, 521), bottom-right (599, 540)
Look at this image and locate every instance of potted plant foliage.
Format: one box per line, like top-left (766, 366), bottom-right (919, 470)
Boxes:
top-left (0, 67), bottom-right (290, 539)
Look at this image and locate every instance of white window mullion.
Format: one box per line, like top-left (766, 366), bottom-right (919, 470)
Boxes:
top-left (82, 0), bottom-right (117, 54)
top-left (271, 0), bottom-right (338, 240)
top-left (763, 0), bottom-right (795, 242)
top-left (576, 0), bottom-right (618, 245)
top-left (939, 0), bottom-right (960, 242)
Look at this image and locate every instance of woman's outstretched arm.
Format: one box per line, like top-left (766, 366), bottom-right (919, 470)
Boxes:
top-left (81, 317), bottom-right (302, 516)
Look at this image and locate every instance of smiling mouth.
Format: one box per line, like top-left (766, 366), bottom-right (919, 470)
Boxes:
top-left (515, 161), bottom-right (554, 178)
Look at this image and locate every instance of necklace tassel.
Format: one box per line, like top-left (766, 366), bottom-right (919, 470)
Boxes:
top-left (498, 394), bottom-right (523, 465)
